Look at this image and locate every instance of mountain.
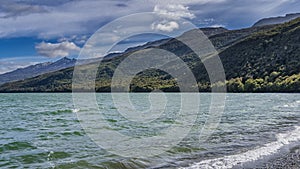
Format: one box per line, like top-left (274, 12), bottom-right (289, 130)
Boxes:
top-left (0, 57), bottom-right (76, 85)
top-left (218, 17), bottom-right (300, 92)
top-left (253, 13), bottom-right (300, 27)
top-left (104, 27), bottom-right (228, 59)
top-left (0, 27), bottom-right (228, 85)
top-left (0, 17), bottom-right (299, 92)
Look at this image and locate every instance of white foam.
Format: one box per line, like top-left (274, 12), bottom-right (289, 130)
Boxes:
top-left (274, 100), bottom-right (300, 109)
top-left (72, 108), bottom-right (80, 113)
top-left (282, 100), bottom-right (300, 108)
top-left (181, 126), bottom-right (300, 169)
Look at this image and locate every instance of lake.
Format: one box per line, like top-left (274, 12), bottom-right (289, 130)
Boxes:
top-left (0, 93), bottom-right (299, 168)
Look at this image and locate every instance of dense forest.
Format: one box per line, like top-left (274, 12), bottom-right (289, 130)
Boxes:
top-left (0, 17), bottom-right (299, 93)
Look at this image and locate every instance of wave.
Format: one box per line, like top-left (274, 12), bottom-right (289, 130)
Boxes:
top-left (182, 125), bottom-right (300, 169)
top-left (283, 100), bottom-right (300, 108)
top-left (0, 141), bottom-right (36, 152)
top-left (72, 108), bottom-right (80, 113)
top-left (40, 109), bottom-right (73, 115)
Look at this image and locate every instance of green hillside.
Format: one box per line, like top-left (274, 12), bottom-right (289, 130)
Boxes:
top-left (0, 18), bottom-right (299, 93)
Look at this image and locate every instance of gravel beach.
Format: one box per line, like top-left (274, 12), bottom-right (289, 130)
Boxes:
top-left (262, 147), bottom-right (300, 169)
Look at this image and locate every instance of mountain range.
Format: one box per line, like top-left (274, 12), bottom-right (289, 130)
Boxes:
top-left (0, 27), bottom-right (229, 85)
top-left (0, 14), bottom-right (299, 92)
top-left (253, 13), bottom-right (300, 27)
top-left (0, 57), bottom-right (76, 85)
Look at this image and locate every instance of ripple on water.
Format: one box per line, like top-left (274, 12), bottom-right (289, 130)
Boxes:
top-left (61, 131), bottom-right (84, 136)
top-left (0, 160), bottom-right (11, 168)
top-left (41, 109), bottom-right (73, 115)
top-left (12, 151), bottom-right (72, 165)
top-left (0, 141), bottom-right (36, 153)
top-left (48, 151), bottom-right (72, 160)
top-left (55, 160), bottom-right (101, 168)
top-left (106, 119), bottom-right (118, 123)
top-left (38, 132), bottom-right (61, 140)
top-left (169, 146), bottom-right (207, 154)
top-left (16, 152), bottom-right (48, 164)
top-left (100, 159), bottom-right (148, 169)
top-left (10, 127), bottom-right (28, 132)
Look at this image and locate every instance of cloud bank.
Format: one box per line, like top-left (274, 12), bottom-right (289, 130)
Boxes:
top-left (0, 1), bottom-right (48, 18)
top-left (154, 4), bottom-right (195, 20)
top-left (0, 0), bottom-right (298, 39)
top-left (152, 21), bottom-right (179, 32)
top-left (35, 41), bottom-right (81, 58)
top-left (152, 4), bottom-right (195, 32)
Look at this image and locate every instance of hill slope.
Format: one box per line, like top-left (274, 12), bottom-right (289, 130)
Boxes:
top-left (253, 13), bottom-right (300, 27)
top-left (0, 18), bottom-right (299, 92)
top-left (0, 57), bottom-right (76, 85)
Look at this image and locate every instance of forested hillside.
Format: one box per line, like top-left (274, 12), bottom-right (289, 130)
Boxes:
top-left (0, 18), bottom-right (299, 93)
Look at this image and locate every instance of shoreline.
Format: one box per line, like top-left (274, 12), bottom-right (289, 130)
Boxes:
top-left (262, 151), bottom-right (300, 168)
top-left (260, 145), bottom-right (300, 169)
top-left (0, 91), bottom-right (300, 93)
top-left (235, 142), bottom-right (300, 169)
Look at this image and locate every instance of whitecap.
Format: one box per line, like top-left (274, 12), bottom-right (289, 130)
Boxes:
top-left (273, 100), bottom-right (300, 110)
top-left (181, 125), bottom-right (300, 169)
top-left (72, 108), bottom-right (80, 113)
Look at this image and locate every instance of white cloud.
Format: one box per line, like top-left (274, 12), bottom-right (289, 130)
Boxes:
top-left (35, 41), bottom-right (81, 58)
top-left (152, 21), bottom-right (179, 32)
top-left (0, 0), bottom-right (298, 38)
top-left (151, 0), bottom-right (226, 6)
top-left (0, 0), bottom-right (152, 38)
top-left (151, 4), bottom-right (195, 32)
top-left (0, 1), bottom-right (48, 18)
top-left (154, 4), bottom-right (195, 20)
top-left (58, 35), bottom-right (88, 45)
top-left (209, 24), bottom-right (226, 28)
top-left (204, 18), bottom-right (215, 23)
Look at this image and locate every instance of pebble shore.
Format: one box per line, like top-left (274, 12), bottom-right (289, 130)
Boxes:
top-left (262, 151), bottom-right (300, 169)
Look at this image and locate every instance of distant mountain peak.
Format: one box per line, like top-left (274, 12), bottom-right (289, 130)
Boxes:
top-left (56, 57), bottom-right (74, 62)
top-left (253, 13), bottom-right (300, 27)
top-left (60, 56), bottom-right (71, 60)
top-left (0, 57), bottom-right (77, 85)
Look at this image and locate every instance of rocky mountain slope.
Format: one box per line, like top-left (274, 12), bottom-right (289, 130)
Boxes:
top-left (0, 57), bottom-right (76, 85)
top-left (253, 13), bottom-right (300, 27)
top-left (0, 17), bottom-right (299, 92)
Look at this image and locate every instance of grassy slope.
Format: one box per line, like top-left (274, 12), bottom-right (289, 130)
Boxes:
top-left (0, 18), bottom-right (299, 92)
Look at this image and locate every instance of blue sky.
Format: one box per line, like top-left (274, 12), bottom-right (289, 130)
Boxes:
top-left (0, 0), bottom-right (299, 74)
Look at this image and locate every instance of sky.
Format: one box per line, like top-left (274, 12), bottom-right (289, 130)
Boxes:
top-left (0, 0), bottom-right (299, 74)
